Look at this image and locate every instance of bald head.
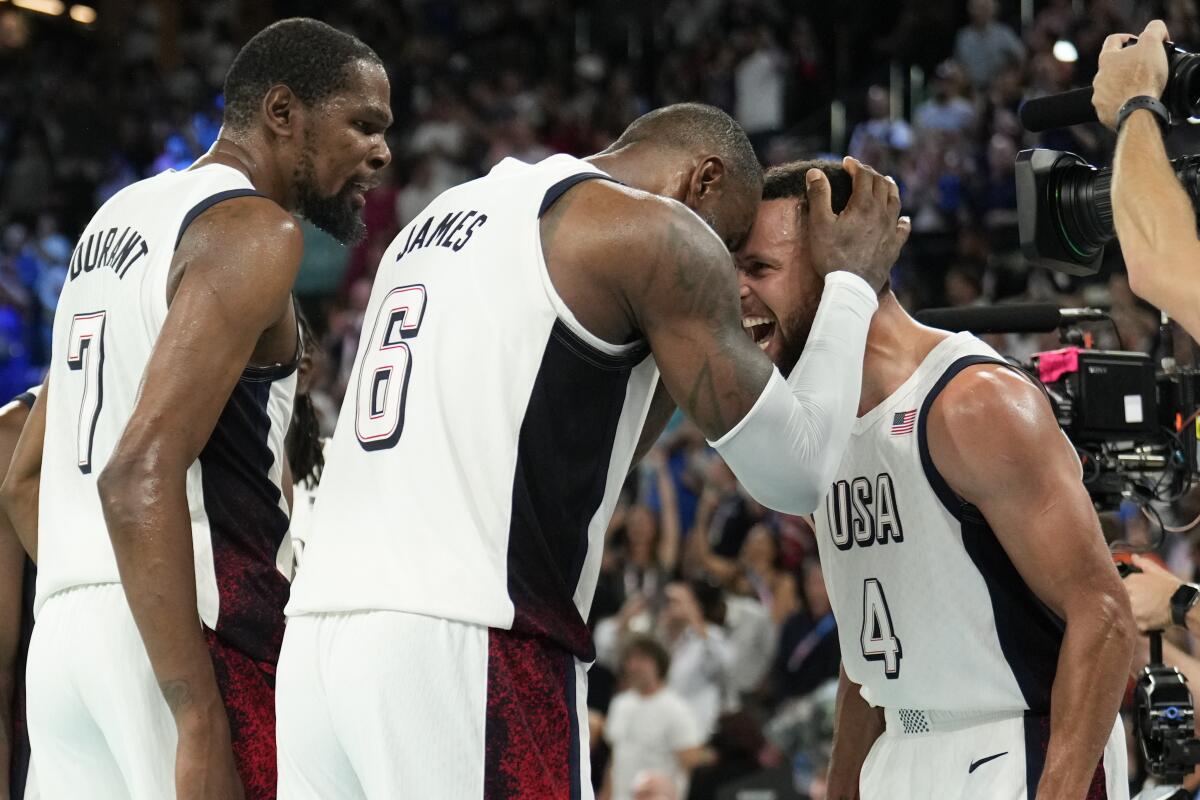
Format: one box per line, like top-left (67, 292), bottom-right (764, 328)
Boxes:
top-left (598, 103), bottom-right (762, 250)
top-left (607, 103), bottom-right (763, 194)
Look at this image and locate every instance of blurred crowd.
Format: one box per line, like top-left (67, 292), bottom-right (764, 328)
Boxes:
top-left (6, 0), bottom-right (1200, 797)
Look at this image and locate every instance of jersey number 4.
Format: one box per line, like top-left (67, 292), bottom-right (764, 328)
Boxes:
top-left (355, 285), bottom-right (428, 451)
top-left (861, 578), bottom-right (903, 679)
top-left (67, 310), bottom-right (106, 474)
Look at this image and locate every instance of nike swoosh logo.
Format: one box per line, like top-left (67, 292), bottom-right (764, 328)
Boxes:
top-left (968, 752), bottom-right (1008, 773)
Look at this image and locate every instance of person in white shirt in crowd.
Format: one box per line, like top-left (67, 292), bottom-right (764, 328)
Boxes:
top-left (660, 580), bottom-right (733, 738)
top-left (603, 636), bottom-right (708, 800)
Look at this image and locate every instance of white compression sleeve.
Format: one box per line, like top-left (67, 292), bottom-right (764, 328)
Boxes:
top-left (708, 271), bottom-right (878, 515)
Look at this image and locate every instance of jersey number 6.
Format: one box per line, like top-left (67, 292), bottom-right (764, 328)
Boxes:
top-left (355, 284), bottom-right (428, 451)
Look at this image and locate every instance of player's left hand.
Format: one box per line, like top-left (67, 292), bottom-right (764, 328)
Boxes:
top-left (1092, 19), bottom-right (1171, 129)
top-left (1123, 553), bottom-right (1184, 632)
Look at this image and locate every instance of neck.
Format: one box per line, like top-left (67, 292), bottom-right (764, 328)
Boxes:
top-left (857, 292), bottom-right (949, 417)
top-left (585, 144), bottom-right (691, 201)
top-left (191, 128), bottom-right (294, 210)
top-left (636, 680), bottom-right (663, 697)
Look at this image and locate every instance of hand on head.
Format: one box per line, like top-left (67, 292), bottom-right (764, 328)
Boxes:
top-left (804, 157), bottom-right (910, 292)
top-left (1091, 19), bottom-right (1171, 130)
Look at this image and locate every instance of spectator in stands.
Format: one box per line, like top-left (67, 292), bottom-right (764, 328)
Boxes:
top-left (604, 637), bottom-right (710, 800)
top-left (847, 85), bottom-right (912, 179)
top-left (774, 560), bottom-right (840, 701)
top-left (953, 0), bottom-right (1025, 90)
top-left (661, 580), bottom-right (733, 738)
top-left (734, 26), bottom-right (786, 154)
top-left (914, 60), bottom-right (976, 136)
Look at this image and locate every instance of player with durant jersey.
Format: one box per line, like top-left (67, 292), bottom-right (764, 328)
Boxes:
top-left (1, 19), bottom-right (392, 800)
top-left (279, 103), bottom-right (908, 798)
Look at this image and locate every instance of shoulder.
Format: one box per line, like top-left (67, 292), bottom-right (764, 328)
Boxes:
top-left (181, 195), bottom-right (302, 256)
top-left (926, 363), bottom-right (1065, 495)
top-left (927, 363), bottom-right (1049, 440)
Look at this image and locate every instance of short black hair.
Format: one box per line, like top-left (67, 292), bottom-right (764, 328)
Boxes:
top-left (607, 103), bottom-right (763, 191)
top-left (622, 635), bottom-right (671, 679)
top-left (223, 18), bottom-right (382, 131)
top-left (763, 159), bottom-right (852, 215)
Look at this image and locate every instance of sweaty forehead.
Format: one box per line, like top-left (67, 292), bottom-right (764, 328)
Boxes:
top-left (739, 198), bottom-right (800, 260)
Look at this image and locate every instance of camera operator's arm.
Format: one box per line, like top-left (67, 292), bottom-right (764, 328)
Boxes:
top-left (826, 666), bottom-right (884, 800)
top-left (1123, 553), bottom-right (1200, 635)
top-left (928, 365), bottom-right (1135, 800)
top-left (1092, 21), bottom-right (1200, 336)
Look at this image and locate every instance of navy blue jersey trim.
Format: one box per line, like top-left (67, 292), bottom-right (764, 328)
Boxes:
top-left (918, 353), bottom-right (1064, 712)
top-left (174, 188), bottom-right (267, 250)
top-left (916, 354), bottom-right (1006, 520)
top-left (550, 319), bottom-right (650, 371)
top-left (1023, 711), bottom-right (1046, 800)
top-left (538, 172), bottom-right (616, 218)
top-left (12, 389), bottom-right (36, 409)
top-left (565, 654), bottom-right (581, 800)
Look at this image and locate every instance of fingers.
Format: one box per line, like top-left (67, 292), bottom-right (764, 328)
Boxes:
top-left (1101, 32), bottom-right (1135, 53)
top-left (885, 175), bottom-right (901, 219)
top-left (1142, 18), bottom-right (1170, 44)
top-left (805, 168), bottom-right (834, 223)
top-left (845, 156), bottom-right (874, 212)
top-left (895, 215), bottom-right (912, 249)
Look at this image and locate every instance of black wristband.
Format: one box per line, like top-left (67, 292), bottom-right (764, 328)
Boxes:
top-left (1116, 95), bottom-right (1170, 136)
top-left (1170, 582), bottom-right (1200, 627)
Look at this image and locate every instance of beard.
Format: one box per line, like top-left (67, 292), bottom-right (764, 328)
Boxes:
top-left (293, 143), bottom-right (367, 246)
top-left (775, 306), bottom-right (815, 379)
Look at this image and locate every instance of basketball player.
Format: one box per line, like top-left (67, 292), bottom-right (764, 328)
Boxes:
top-left (736, 160), bottom-right (1134, 799)
top-left (0, 386), bottom-right (42, 800)
top-left (278, 104), bottom-right (908, 798)
top-left (0, 19), bottom-right (391, 800)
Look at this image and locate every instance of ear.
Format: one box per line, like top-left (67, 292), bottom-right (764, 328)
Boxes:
top-left (685, 155), bottom-right (726, 205)
top-left (261, 85), bottom-right (300, 139)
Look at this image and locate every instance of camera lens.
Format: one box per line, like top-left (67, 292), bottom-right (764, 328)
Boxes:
top-left (1053, 161), bottom-right (1112, 261)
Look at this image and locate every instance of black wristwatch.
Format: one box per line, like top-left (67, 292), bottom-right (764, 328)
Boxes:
top-left (1115, 95), bottom-right (1171, 136)
top-left (1170, 582), bottom-right (1200, 627)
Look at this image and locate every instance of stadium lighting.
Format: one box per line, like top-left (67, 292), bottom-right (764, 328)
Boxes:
top-left (12, 0), bottom-right (63, 14)
top-left (68, 3), bottom-right (94, 23)
top-left (1053, 40), bottom-right (1079, 63)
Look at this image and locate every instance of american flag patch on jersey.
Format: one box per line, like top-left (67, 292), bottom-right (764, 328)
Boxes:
top-left (891, 409), bottom-right (917, 435)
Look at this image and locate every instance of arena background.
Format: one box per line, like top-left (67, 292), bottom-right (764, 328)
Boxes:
top-left (4, 1), bottom-right (1200, 798)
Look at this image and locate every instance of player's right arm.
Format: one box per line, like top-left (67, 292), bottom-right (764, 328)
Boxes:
top-left (623, 164), bottom-right (908, 515)
top-left (97, 197), bottom-right (303, 800)
top-left (827, 666), bottom-right (884, 800)
top-left (0, 382), bottom-right (46, 561)
top-left (0, 394), bottom-right (33, 799)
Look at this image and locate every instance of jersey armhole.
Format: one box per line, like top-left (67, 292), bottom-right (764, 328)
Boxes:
top-left (536, 172), bottom-right (650, 366)
top-left (174, 188), bottom-right (267, 250)
top-left (916, 355), bottom-right (1013, 522)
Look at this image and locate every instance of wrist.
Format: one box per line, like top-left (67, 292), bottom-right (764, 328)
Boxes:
top-left (1170, 582), bottom-right (1200, 627)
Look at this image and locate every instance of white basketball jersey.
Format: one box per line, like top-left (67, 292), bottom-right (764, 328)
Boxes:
top-left (288, 155), bottom-right (661, 659)
top-left (814, 332), bottom-right (1064, 713)
top-left (39, 164), bottom-right (296, 663)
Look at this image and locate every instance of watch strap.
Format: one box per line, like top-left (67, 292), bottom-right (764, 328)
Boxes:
top-left (1116, 95), bottom-right (1170, 136)
top-left (1170, 582), bottom-right (1200, 627)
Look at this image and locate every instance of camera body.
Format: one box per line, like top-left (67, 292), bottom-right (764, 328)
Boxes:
top-left (1025, 345), bottom-right (1200, 506)
top-left (1016, 41), bottom-right (1200, 275)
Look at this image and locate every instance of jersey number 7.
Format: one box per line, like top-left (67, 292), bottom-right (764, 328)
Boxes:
top-left (355, 285), bottom-right (428, 451)
top-left (67, 310), bottom-right (106, 474)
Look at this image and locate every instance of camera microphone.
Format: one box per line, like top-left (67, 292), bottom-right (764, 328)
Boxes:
top-left (1019, 87), bottom-right (1099, 132)
top-left (914, 304), bottom-right (1109, 334)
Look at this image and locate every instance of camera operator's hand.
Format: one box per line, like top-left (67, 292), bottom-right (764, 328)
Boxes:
top-left (1092, 20), bottom-right (1170, 129)
top-left (1124, 553), bottom-right (1184, 632)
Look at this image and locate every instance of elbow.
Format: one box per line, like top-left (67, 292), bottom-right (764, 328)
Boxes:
top-left (96, 452), bottom-right (156, 545)
top-left (1071, 587), bottom-right (1136, 664)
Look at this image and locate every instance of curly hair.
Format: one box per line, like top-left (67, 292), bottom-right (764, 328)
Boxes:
top-left (222, 18), bottom-right (381, 131)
